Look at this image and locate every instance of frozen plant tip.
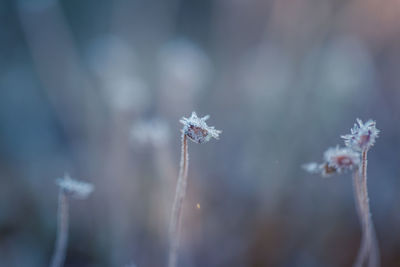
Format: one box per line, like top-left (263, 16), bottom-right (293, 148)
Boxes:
top-left (56, 174), bottom-right (94, 199)
top-left (168, 112), bottom-right (221, 267)
top-left (324, 146), bottom-right (360, 173)
top-left (341, 119), bottom-right (379, 152)
top-left (180, 111), bottom-right (221, 144)
top-left (50, 174), bottom-right (94, 267)
top-left (303, 146), bottom-right (360, 177)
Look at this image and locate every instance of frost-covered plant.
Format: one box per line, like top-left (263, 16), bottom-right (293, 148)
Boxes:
top-left (304, 119), bottom-right (380, 267)
top-left (50, 174), bottom-right (94, 267)
top-left (342, 119), bottom-right (380, 267)
top-left (168, 112), bottom-right (221, 267)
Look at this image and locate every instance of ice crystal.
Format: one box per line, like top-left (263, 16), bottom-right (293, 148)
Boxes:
top-left (56, 174), bottom-right (94, 199)
top-left (180, 112), bottom-right (221, 144)
top-left (341, 119), bottom-right (379, 152)
top-left (302, 162), bottom-right (322, 174)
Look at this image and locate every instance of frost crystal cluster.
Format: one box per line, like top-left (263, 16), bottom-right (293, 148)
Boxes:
top-left (56, 174), bottom-right (94, 199)
top-left (341, 119), bottom-right (379, 152)
top-left (180, 112), bottom-right (221, 144)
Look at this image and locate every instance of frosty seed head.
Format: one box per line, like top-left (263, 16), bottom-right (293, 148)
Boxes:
top-left (180, 112), bottom-right (221, 144)
top-left (341, 119), bottom-right (379, 152)
top-left (303, 146), bottom-right (360, 177)
top-left (56, 174), bottom-right (94, 199)
top-left (324, 146), bottom-right (360, 173)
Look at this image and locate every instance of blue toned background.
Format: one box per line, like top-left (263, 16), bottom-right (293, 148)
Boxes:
top-left (1, 0), bottom-right (400, 266)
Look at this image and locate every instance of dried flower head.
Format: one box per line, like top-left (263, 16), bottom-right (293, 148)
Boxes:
top-left (180, 112), bottom-right (221, 144)
top-left (303, 146), bottom-right (360, 177)
top-left (56, 174), bottom-right (94, 199)
top-left (341, 119), bottom-right (379, 152)
top-left (324, 146), bottom-right (360, 172)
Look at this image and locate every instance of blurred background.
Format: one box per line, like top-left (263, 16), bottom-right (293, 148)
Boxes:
top-left (1, 0), bottom-right (400, 266)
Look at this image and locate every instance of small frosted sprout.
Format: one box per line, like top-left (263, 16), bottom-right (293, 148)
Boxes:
top-left (341, 119), bottom-right (379, 152)
top-left (303, 119), bottom-right (380, 267)
top-left (180, 112), bottom-right (221, 144)
top-left (168, 112), bottom-right (221, 267)
top-left (50, 174), bottom-right (94, 267)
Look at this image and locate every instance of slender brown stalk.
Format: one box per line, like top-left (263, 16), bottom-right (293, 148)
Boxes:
top-left (352, 168), bottom-right (368, 267)
top-left (50, 190), bottom-right (69, 267)
top-left (353, 150), bottom-right (379, 267)
top-left (168, 134), bottom-right (189, 267)
top-left (167, 112), bottom-right (220, 266)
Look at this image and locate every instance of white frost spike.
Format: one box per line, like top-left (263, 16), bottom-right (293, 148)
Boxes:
top-left (302, 162), bottom-right (322, 174)
top-left (56, 174), bottom-right (94, 199)
top-left (180, 111), bottom-right (221, 144)
top-left (341, 119), bottom-right (379, 152)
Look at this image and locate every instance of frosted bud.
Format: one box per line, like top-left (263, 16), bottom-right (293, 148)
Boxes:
top-left (56, 174), bottom-right (94, 199)
top-left (180, 112), bottom-right (221, 144)
top-left (341, 119), bottom-right (379, 152)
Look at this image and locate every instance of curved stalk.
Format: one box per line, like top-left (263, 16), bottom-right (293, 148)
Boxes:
top-left (168, 134), bottom-right (189, 267)
top-left (353, 150), bottom-right (380, 267)
top-left (352, 169), bottom-right (367, 267)
top-left (50, 190), bottom-right (69, 267)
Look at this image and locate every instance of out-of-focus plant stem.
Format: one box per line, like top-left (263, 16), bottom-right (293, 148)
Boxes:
top-left (50, 190), bottom-right (69, 267)
top-left (352, 150), bottom-right (380, 267)
top-left (168, 134), bottom-right (188, 267)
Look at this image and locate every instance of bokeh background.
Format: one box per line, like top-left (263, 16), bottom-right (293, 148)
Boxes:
top-left (1, 0), bottom-right (400, 266)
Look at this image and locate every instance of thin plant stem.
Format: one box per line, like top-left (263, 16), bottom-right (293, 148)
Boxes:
top-left (352, 168), bottom-right (364, 225)
top-left (368, 220), bottom-right (380, 267)
top-left (168, 134), bottom-right (189, 267)
top-left (361, 150), bottom-right (372, 267)
top-left (50, 190), bottom-right (69, 267)
top-left (352, 168), bottom-right (368, 267)
top-left (354, 150), bottom-right (380, 267)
